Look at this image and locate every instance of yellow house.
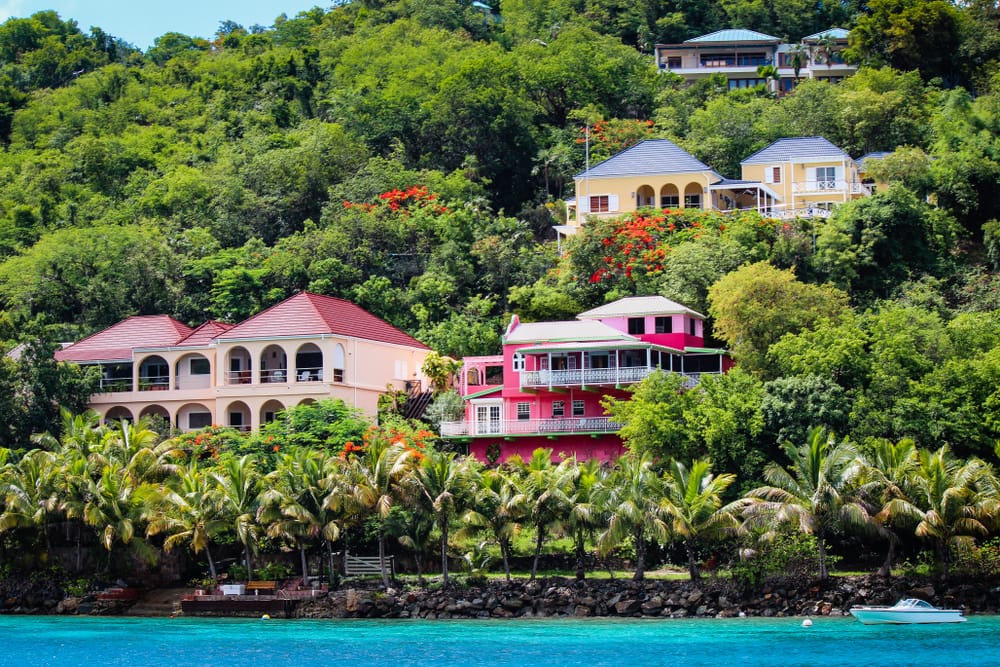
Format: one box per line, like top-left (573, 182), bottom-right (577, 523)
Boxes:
top-left (740, 136), bottom-right (870, 217)
top-left (562, 138), bottom-right (780, 232)
top-left (55, 292), bottom-right (431, 431)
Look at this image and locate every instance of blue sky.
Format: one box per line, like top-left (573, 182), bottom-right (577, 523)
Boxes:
top-left (0, 1), bottom-right (329, 49)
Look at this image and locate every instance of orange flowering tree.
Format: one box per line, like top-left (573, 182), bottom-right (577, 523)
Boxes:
top-left (339, 419), bottom-right (437, 462)
top-left (568, 208), bottom-right (790, 297)
top-left (172, 426), bottom-right (247, 461)
top-left (578, 118), bottom-right (656, 162)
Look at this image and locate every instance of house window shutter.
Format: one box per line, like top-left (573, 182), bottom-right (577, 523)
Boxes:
top-left (765, 167), bottom-right (774, 184)
top-left (608, 194), bottom-right (619, 211)
top-left (579, 197), bottom-right (589, 213)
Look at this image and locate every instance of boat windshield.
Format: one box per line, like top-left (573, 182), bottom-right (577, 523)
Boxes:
top-left (895, 599), bottom-right (935, 609)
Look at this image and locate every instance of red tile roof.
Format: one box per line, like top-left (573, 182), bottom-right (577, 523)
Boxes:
top-left (175, 321), bottom-right (234, 347)
top-left (217, 292), bottom-right (429, 349)
top-left (55, 316), bottom-right (194, 363)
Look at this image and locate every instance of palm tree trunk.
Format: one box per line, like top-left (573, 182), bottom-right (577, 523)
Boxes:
top-left (686, 541), bottom-right (701, 582)
top-left (206, 544), bottom-right (217, 580)
top-left (325, 539), bottom-right (338, 587)
top-left (817, 533), bottom-right (828, 580)
top-left (500, 538), bottom-right (511, 582)
top-left (531, 524), bottom-right (544, 581)
top-left (575, 531), bottom-right (586, 580)
top-left (440, 521), bottom-right (450, 586)
top-left (299, 544), bottom-right (309, 582)
top-left (633, 531), bottom-right (646, 581)
top-left (878, 537), bottom-right (896, 577)
top-left (244, 546), bottom-right (254, 580)
top-left (378, 525), bottom-right (390, 589)
top-left (75, 522), bottom-right (83, 572)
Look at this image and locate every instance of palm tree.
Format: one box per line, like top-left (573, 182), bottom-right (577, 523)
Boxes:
top-left (406, 449), bottom-right (470, 586)
top-left (0, 450), bottom-right (60, 556)
top-left (460, 467), bottom-right (527, 582)
top-left (566, 457), bottom-right (606, 580)
top-left (881, 446), bottom-right (995, 577)
top-left (212, 455), bottom-right (262, 580)
top-left (146, 461), bottom-right (228, 580)
top-left (743, 427), bottom-right (871, 579)
top-left (387, 507), bottom-right (435, 585)
top-left (662, 458), bottom-right (739, 581)
top-left (259, 448), bottom-right (339, 582)
top-left (594, 453), bottom-right (670, 581)
top-left (83, 461), bottom-right (158, 572)
top-left (861, 438), bottom-right (919, 576)
top-left (518, 449), bottom-right (574, 580)
top-left (342, 438), bottom-right (415, 588)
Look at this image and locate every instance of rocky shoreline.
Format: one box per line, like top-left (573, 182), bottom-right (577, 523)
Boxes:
top-left (4, 574), bottom-right (999, 619)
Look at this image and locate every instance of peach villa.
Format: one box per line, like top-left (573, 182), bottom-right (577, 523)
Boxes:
top-left (440, 296), bottom-right (733, 462)
top-left (55, 292), bottom-right (431, 432)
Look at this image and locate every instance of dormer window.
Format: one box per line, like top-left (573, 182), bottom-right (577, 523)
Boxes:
top-left (628, 317), bottom-right (646, 335)
top-left (512, 352), bottom-right (525, 372)
top-left (655, 316), bottom-right (672, 334)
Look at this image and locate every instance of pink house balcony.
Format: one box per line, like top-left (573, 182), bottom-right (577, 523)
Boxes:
top-left (519, 367), bottom-right (716, 390)
top-left (440, 416), bottom-right (622, 438)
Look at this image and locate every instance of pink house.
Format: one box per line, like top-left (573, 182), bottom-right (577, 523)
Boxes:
top-left (440, 296), bottom-right (733, 462)
top-left (55, 292), bottom-right (431, 431)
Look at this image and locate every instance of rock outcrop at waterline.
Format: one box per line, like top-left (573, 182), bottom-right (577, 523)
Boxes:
top-left (4, 575), bottom-right (998, 618)
top-left (294, 575), bottom-right (999, 620)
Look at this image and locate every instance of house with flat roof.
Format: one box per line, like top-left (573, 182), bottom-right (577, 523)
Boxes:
top-left (55, 292), bottom-right (431, 432)
top-left (655, 27), bottom-right (856, 93)
top-left (439, 296), bottom-right (733, 462)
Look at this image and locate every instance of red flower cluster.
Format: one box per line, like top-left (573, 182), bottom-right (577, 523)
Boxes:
top-left (576, 118), bottom-right (655, 152)
top-left (343, 185), bottom-right (447, 216)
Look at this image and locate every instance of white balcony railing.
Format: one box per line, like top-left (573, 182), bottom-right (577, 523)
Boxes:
top-left (519, 367), bottom-right (714, 389)
top-left (792, 180), bottom-right (871, 195)
top-left (440, 416), bottom-right (622, 438)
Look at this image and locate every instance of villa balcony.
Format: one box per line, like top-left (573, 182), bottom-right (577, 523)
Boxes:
top-left (519, 367), bottom-right (709, 389)
top-left (440, 416), bottom-right (622, 438)
top-left (792, 180), bottom-right (871, 196)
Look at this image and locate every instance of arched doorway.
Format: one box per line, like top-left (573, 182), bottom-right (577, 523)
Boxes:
top-left (683, 182), bottom-right (703, 209)
top-left (226, 346), bottom-right (252, 385)
top-left (636, 184), bottom-right (655, 208)
top-left (175, 353), bottom-right (211, 390)
top-left (138, 355), bottom-right (169, 391)
top-left (260, 344), bottom-right (288, 383)
top-left (660, 184), bottom-right (680, 209)
top-left (104, 406), bottom-right (134, 424)
top-left (177, 403), bottom-right (213, 431)
top-left (260, 399), bottom-right (285, 426)
top-left (225, 400), bottom-right (251, 432)
top-left (295, 343), bottom-right (323, 382)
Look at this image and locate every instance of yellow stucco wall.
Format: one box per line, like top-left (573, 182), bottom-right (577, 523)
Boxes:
top-left (571, 172), bottom-right (717, 227)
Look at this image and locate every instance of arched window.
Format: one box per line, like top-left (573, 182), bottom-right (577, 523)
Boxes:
top-left (333, 344), bottom-right (345, 382)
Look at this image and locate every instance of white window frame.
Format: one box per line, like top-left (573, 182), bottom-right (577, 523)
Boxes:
top-left (516, 402), bottom-right (530, 421)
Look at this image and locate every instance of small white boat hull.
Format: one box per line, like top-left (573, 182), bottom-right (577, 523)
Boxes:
top-left (850, 598), bottom-right (966, 625)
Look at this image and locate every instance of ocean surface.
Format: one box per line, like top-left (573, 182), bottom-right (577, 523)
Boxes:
top-left (0, 614), bottom-right (995, 667)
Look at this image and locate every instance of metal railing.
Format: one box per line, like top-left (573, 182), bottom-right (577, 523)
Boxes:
top-left (520, 365), bottom-right (659, 389)
top-left (227, 370), bottom-right (252, 385)
top-left (260, 368), bottom-right (288, 384)
top-left (440, 416), bottom-right (622, 438)
top-left (294, 367), bottom-right (323, 382)
top-left (138, 375), bottom-right (169, 391)
top-left (791, 180), bottom-right (870, 195)
top-left (99, 378), bottom-right (132, 392)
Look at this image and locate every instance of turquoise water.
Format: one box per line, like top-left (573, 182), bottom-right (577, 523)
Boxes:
top-left (1, 615), bottom-right (996, 666)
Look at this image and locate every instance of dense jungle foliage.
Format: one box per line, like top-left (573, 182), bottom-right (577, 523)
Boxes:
top-left (4, 0), bottom-right (1000, 583)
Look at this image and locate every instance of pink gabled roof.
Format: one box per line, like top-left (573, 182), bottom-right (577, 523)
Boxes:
top-left (217, 292), bottom-right (429, 349)
top-left (174, 321), bottom-right (235, 347)
top-left (55, 316), bottom-right (194, 363)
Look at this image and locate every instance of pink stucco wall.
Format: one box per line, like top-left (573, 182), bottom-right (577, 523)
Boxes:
top-left (468, 434), bottom-right (626, 464)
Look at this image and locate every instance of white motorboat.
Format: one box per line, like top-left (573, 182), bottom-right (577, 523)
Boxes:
top-left (849, 598), bottom-right (966, 625)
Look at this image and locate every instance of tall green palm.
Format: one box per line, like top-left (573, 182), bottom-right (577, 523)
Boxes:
top-left (212, 455), bottom-right (262, 580)
top-left (662, 458), bottom-right (739, 581)
top-left (83, 461), bottom-right (157, 571)
top-left (342, 438), bottom-right (415, 588)
top-left (406, 449), bottom-right (470, 586)
top-left (460, 467), bottom-right (527, 582)
top-left (517, 449), bottom-right (574, 581)
top-left (566, 457), bottom-right (606, 580)
top-left (743, 427), bottom-right (871, 579)
top-left (146, 461), bottom-right (228, 579)
top-left (56, 447), bottom-right (93, 572)
top-left (0, 450), bottom-right (60, 556)
top-left (861, 438), bottom-right (919, 576)
top-left (882, 446), bottom-right (995, 576)
top-left (259, 448), bottom-right (340, 582)
top-left (594, 452), bottom-right (669, 581)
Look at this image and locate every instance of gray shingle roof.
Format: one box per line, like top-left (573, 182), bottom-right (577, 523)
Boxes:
top-left (741, 137), bottom-right (850, 165)
top-left (803, 28), bottom-right (850, 41)
top-left (575, 139), bottom-right (717, 179)
top-left (577, 296), bottom-right (704, 320)
top-left (685, 29), bottom-right (781, 44)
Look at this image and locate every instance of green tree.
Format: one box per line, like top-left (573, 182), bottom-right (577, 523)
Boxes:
top-left (461, 467), bottom-right (527, 581)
